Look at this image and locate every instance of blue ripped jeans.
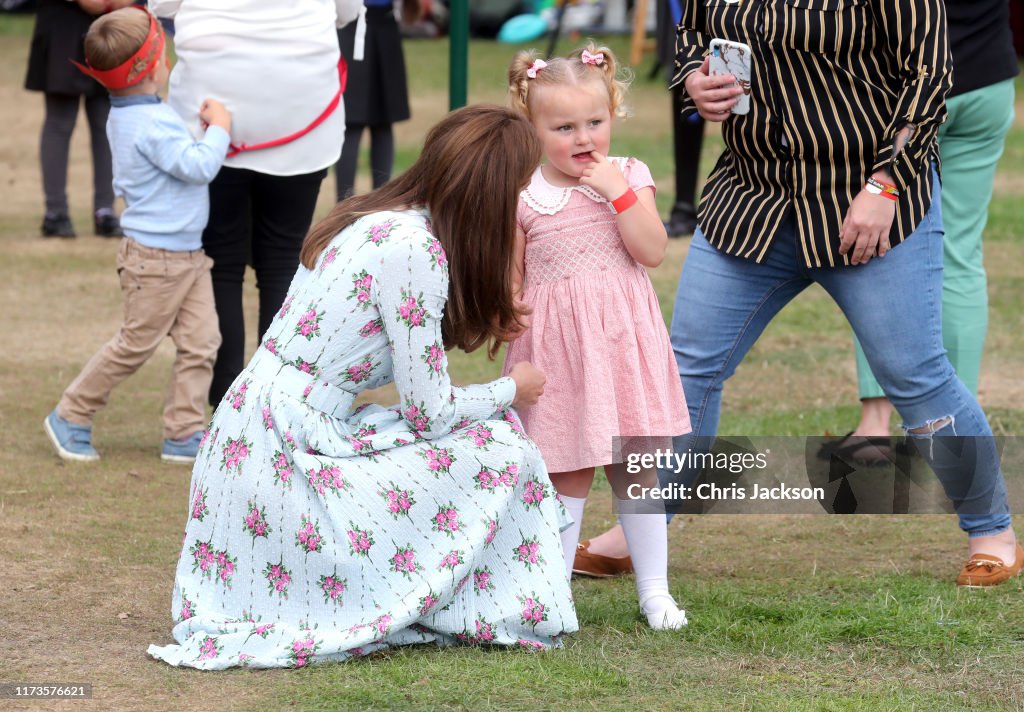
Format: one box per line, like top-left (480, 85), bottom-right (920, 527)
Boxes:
top-left (665, 174), bottom-right (1011, 537)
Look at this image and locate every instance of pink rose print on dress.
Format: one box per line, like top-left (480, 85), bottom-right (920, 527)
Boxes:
top-left (366, 219), bottom-right (395, 245)
top-left (417, 446), bottom-right (455, 477)
top-left (359, 318), bottom-right (384, 338)
top-left (216, 549), bottom-right (237, 588)
top-left (343, 358), bottom-right (375, 385)
top-left (464, 424), bottom-right (495, 449)
top-left (418, 593), bottom-right (440, 616)
top-left (402, 402), bottom-right (431, 433)
top-left (391, 545), bottom-right (423, 579)
top-left (295, 304), bottom-right (324, 340)
top-left (295, 514), bottom-right (324, 555)
top-left (437, 549), bottom-right (464, 571)
top-left (421, 342), bottom-right (446, 378)
top-left (243, 499), bottom-right (272, 540)
top-left (191, 488), bottom-right (209, 521)
top-left (178, 592), bottom-right (195, 622)
top-left (455, 618), bottom-right (495, 646)
top-left (483, 517), bottom-right (499, 546)
top-left (517, 639), bottom-right (545, 651)
top-left (473, 567), bottom-right (495, 593)
top-left (431, 503), bottom-right (461, 538)
top-left (517, 594), bottom-right (549, 627)
top-left (248, 623), bottom-right (275, 640)
top-left (372, 613), bottom-right (393, 638)
top-left (189, 540), bottom-right (216, 579)
top-left (220, 435), bottom-right (252, 474)
top-left (379, 483), bottom-right (415, 519)
top-left (475, 466), bottom-right (517, 491)
top-left (237, 653), bottom-right (255, 666)
top-left (513, 536), bottom-right (545, 570)
top-left (263, 337), bottom-right (278, 355)
top-left (347, 524), bottom-right (375, 557)
top-left (318, 246), bottom-right (339, 273)
top-left (278, 295), bottom-right (294, 318)
top-left (521, 479), bottom-right (548, 509)
top-left (318, 571), bottom-right (347, 605)
top-left (261, 404), bottom-right (274, 431)
top-left (284, 431), bottom-right (298, 452)
top-left (271, 450), bottom-right (294, 489)
top-left (502, 408), bottom-right (526, 437)
top-left (198, 427), bottom-right (212, 453)
top-left (288, 636), bottom-right (320, 668)
top-left (454, 574), bottom-right (470, 595)
top-left (306, 465), bottom-right (351, 496)
top-left (425, 236), bottom-right (448, 270)
top-left (226, 380), bottom-right (248, 411)
top-left (196, 635), bottom-right (222, 662)
top-left (264, 561), bottom-right (293, 598)
top-left (349, 270), bottom-right (374, 309)
top-left (293, 357), bottom-right (319, 376)
top-left (396, 288), bottom-right (427, 328)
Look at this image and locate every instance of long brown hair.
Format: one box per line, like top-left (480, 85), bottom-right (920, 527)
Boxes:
top-left (301, 105), bottom-right (541, 358)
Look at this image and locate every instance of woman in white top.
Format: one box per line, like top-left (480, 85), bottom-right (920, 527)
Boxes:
top-left (149, 0), bottom-right (363, 406)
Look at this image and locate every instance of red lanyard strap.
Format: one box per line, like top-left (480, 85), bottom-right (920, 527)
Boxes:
top-left (226, 57), bottom-right (348, 158)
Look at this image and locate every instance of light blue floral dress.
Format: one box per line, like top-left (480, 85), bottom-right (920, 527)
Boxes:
top-left (148, 209), bottom-right (578, 669)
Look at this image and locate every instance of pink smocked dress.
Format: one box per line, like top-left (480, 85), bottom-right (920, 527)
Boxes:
top-left (503, 157), bottom-right (690, 473)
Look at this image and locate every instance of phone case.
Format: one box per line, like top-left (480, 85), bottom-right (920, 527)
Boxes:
top-left (709, 39), bottom-right (752, 115)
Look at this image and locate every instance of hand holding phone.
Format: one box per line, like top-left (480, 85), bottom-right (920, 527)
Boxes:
top-left (708, 39), bottom-right (753, 115)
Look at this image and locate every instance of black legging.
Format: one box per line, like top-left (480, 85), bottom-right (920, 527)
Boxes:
top-left (203, 166), bottom-right (327, 405)
top-left (40, 92), bottom-right (114, 217)
top-left (334, 123), bottom-right (395, 201)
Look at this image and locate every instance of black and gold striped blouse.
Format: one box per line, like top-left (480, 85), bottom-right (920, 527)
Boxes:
top-left (671, 0), bottom-right (952, 268)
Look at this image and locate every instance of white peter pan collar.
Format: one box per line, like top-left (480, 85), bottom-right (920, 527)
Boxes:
top-left (520, 158), bottom-right (630, 216)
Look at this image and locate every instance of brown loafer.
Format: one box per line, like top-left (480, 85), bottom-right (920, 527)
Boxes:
top-left (955, 542), bottom-right (1024, 588)
top-left (572, 539), bottom-right (634, 578)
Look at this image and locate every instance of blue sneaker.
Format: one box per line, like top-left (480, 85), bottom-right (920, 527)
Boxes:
top-left (162, 431), bottom-right (203, 464)
top-left (44, 409), bottom-right (99, 462)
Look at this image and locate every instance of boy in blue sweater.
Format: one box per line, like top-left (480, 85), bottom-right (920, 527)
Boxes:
top-left (45, 6), bottom-right (231, 464)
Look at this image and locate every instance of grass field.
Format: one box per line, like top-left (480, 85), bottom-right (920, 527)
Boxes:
top-left (1, 15), bottom-right (1023, 711)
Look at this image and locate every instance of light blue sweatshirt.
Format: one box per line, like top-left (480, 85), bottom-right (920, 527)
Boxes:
top-left (108, 94), bottom-right (230, 251)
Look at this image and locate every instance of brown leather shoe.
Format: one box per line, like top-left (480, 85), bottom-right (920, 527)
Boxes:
top-left (572, 539), bottom-right (634, 578)
top-left (955, 542), bottom-right (1024, 588)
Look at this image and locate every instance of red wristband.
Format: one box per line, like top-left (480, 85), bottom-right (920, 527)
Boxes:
top-left (865, 177), bottom-right (899, 201)
top-left (611, 188), bottom-right (637, 214)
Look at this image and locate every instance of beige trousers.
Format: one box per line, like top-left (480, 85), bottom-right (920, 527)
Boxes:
top-left (58, 238), bottom-right (221, 441)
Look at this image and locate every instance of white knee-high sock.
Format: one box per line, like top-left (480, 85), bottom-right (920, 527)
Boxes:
top-left (559, 495), bottom-right (587, 581)
top-left (618, 501), bottom-right (687, 629)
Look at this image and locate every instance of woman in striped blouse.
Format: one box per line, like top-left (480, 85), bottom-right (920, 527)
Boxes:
top-left (580, 0), bottom-right (1020, 587)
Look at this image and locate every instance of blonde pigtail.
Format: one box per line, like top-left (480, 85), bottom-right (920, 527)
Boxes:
top-left (571, 41), bottom-right (633, 118)
top-left (507, 50), bottom-right (539, 117)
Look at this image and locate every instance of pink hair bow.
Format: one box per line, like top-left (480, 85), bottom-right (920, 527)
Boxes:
top-left (526, 58), bottom-right (547, 79)
top-left (581, 50), bottom-right (605, 66)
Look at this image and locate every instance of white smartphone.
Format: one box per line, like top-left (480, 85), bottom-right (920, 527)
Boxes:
top-left (709, 38), bottom-right (753, 115)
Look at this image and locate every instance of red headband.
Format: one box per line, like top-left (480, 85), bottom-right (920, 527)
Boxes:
top-left (73, 7), bottom-right (165, 91)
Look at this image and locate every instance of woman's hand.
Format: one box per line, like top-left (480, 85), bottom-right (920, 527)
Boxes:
top-left (839, 181), bottom-right (897, 265)
top-left (579, 152), bottom-right (629, 201)
top-left (509, 361), bottom-right (545, 410)
top-left (683, 57), bottom-right (745, 122)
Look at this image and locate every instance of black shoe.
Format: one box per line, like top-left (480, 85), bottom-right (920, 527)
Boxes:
top-left (94, 212), bottom-right (123, 238)
top-left (41, 215), bottom-right (77, 238)
top-left (664, 205), bottom-right (698, 238)
top-left (816, 431), bottom-right (893, 468)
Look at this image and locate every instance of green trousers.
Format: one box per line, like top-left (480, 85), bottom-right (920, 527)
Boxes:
top-left (854, 79), bottom-right (1016, 400)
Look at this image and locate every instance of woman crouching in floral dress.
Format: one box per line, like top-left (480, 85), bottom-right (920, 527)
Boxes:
top-left (149, 105), bottom-right (577, 669)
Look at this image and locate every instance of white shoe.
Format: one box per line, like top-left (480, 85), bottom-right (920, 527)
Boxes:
top-left (640, 594), bottom-right (688, 630)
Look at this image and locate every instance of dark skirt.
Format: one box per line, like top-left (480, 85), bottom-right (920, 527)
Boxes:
top-left (338, 5), bottom-right (411, 126)
top-left (24, 0), bottom-right (106, 97)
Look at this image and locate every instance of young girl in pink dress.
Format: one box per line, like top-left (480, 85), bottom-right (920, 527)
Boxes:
top-left (504, 44), bottom-right (691, 630)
